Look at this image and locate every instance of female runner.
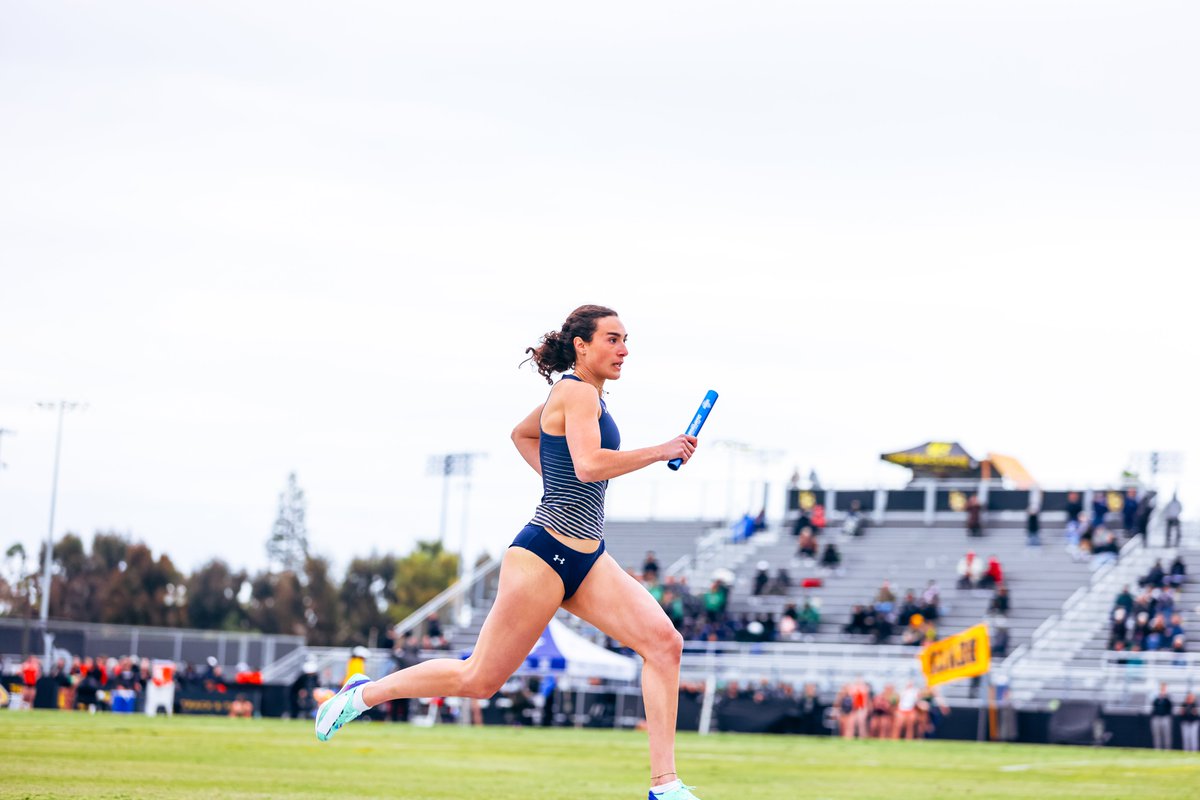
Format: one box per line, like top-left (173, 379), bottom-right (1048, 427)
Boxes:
top-left (316, 304), bottom-right (703, 800)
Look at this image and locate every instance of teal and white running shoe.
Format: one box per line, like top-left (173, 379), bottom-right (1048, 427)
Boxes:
top-left (315, 673), bottom-right (371, 742)
top-left (649, 783), bottom-right (701, 800)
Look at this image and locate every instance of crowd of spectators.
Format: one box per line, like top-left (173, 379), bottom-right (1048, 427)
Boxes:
top-left (633, 559), bottom-right (826, 644)
top-left (7, 652), bottom-right (261, 714)
top-left (842, 580), bottom-right (944, 645)
top-left (832, 677), bottom-right (950, 739)
top-left (1109, 561), bottom-right (1189, 656)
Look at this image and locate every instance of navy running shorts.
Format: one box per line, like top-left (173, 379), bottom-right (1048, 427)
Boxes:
top-left (509, 523), bottom-right (605, 601)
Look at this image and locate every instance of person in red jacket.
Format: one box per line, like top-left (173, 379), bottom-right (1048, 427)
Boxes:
top-left (980, 555), bottom-right (1004, 589)
top-left (20, 654), bottom-right (40, 708)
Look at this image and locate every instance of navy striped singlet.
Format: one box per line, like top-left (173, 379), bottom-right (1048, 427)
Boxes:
top-left (529, 375), bottom-right (621, 540)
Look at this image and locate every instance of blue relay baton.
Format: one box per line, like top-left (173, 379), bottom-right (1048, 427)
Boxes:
top-left (668, 390), bottom-right (719, 471)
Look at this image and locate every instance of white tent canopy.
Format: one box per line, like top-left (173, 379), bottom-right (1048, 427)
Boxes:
top-left (522, 618), bottom-right (639, 682)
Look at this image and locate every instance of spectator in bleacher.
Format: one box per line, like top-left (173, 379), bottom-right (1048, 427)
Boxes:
top-left (921, 580), bottom-right (941, 620)
top-left (641, 551), bottom-right (659, 583)
top-left (1135, 490), bottom-right (1156, 540)
top-left (990, 619), bottom-right (1010, 658)
top-left (1114, 585), bottom-right (1135, 615)
top-left (900, 614), bottom-right (927, 646)
top-left (1167, 555), bottom-right (1186, 588)
top-left (1108, 607), bottom-right (1130, 649)
top-left (1130, 611), bottom-right (1151, 650)
top-left (819, 541), bottom-right (841, 572)
top-left (811, 503), bottom-right (826, 534)
top-left (753, 562), bottom-right (770, 596)
top-left (988, 584), bottom-right (1010, 617)
top-left (966, 494), bottom-right (983, 537)
top-left (1064, 513), bottom-right (1084, 560)
top-left (843, 499), bottom-right (866, 537)
top-left (1079, 513), bottom-right (1097, 553)
top-left (898, 589), bottom-right (922, 627)
top-left (423, 612), bottom-right (446, 649)
top-left (1140, 559), bottom-right (1167, 589)
top-left (844, 604), bottom-right (871, 636)
top-left (1156, 586), bottom-right (1177, 619)
top-left (1026, 503), bottom-right (1041, 547)
top-left (778, 606), bottom-right (797, 640)
top-left (791, 508), bottom-right (813, 538)
top-left (956, 551), bottom-right (985, 589)
top-left (1066, 491), bottom-right (1083, 523)
top-left (1166, 612), bottom-right (1186, 642)
top-left (767, 567), bottom-right (792, 595)
top-left (1170, 636), bottom-right (1188, 666)
top-left (645, 573), bottom-right (665, 603)
top-left (703, 579), bottom-right (729, 623)
top-left (1164, 493), bottom-right (1183, 547)
top-left (1180, 691), bottom-right (1199, 752)
top-left (1151, 683), bottom-right (1174, 750)
top-left (1122, 488), bottom-right (1140, 534)
top-left (660, 588), bottom-right (686, 631)
top-left (875, 580), bottom-right (897, 608)
top-left (1090, 530), bottom-right (1119, 567)
top-left (869, 606), bottom-right (894, 644)
top-left (1091, 492), bottom-right (1111, 531)
top-left (796, 528), bottom-right (818, 560)
top-left (798, 598), bottom-right (820, 635)
top-left (1144, 614), bottom-right (1168, 651)
top-left (978, 554), bottom-right (1003, 589)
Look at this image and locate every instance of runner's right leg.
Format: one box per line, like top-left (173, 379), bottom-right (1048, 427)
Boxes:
top-left (317, 547), bottom-right (562, 741)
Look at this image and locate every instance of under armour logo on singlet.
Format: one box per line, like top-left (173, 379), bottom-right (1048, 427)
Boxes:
top-left (553, 554), bottom-right (565, 564)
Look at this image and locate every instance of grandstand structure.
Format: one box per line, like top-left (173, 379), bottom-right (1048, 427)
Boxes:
top-left (365, 488), bottom-right (1196, 718)
top-left (8, 485), bottom-right (1191, 739)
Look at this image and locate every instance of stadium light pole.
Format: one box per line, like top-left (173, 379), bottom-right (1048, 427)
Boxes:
top-left (426, 452), bottom-right (485, 626)
top-left (36, 400), bottom-right (84, 667)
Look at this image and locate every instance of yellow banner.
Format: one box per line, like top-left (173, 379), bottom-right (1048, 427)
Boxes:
top-left (919, 623), bottom-right (991, 687)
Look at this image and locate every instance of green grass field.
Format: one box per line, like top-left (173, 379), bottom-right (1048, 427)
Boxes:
top-left (2, 712), bottom-right (1197, 799)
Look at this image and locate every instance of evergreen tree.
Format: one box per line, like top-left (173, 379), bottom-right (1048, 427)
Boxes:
top-left (267, 472), bottom-right (309, 575)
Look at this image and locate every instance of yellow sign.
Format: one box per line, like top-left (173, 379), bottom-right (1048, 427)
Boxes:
top-left (883, 442), bottom-right (971, 469)
top-left (798, 491), bottom-right (816, 511)
top-left (919, 623), bottom-right (991, 687)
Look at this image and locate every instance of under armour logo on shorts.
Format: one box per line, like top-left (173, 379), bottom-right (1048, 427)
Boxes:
top-left (553, 554), bottom-right (565, 564)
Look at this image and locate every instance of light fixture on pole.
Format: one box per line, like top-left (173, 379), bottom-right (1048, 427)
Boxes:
top-left (36, 400), bottom-right (85, 667)
top-left (426, 452), bottom-right (485, 625)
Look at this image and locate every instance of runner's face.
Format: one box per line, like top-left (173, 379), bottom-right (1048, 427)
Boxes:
top-left (578, 316), bottom-right (628, 381)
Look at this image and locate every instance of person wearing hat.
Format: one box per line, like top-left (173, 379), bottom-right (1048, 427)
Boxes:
top-left (344, 647), bottom-right (368, 686)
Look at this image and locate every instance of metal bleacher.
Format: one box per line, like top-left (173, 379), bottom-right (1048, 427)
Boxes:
top-left (259, 492), bottom-right (1194, 717)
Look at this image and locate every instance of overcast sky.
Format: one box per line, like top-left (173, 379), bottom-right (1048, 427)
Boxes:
top-left (2, 1), bottom-right (1196, 576)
